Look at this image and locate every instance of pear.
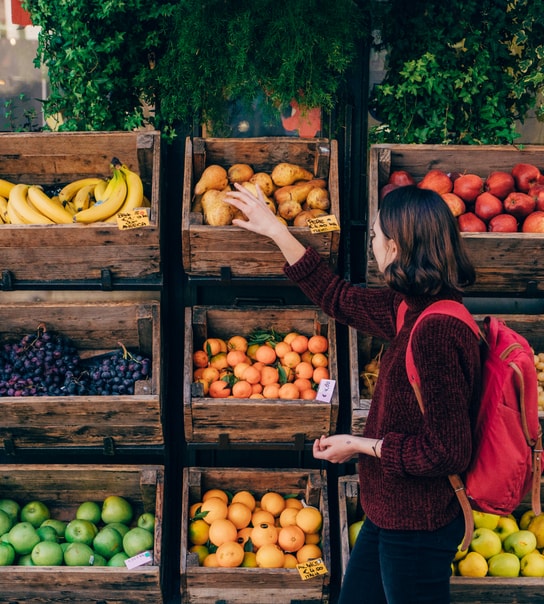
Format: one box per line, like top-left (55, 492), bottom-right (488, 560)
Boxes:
top-left (271, 162), bottom-right (313, 187)
top-left (194, 165), bottom-right (228, 196)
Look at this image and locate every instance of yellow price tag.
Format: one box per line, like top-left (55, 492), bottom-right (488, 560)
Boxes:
top-left (116, 208), bottom-right (150, 230)
top-left (307, 214), bottom-right (340, 233)
top-left (296, 557), bottom-right (329, 580)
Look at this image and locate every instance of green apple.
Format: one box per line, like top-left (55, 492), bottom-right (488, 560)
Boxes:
top-left (0, 542), bottom-right (15, 566)
top-left (17, 553), bottom-right (35, 566)
top-left (495, 516), bottom-right (520, 543)
top-left (470, 527), bottom-right (502, 560)
top-left (20, 501), bottom-right (50, 529)
top-left (101, 496), bottom-right (133, 525)
top-left (0, 499), bottom-right (20, 524)
top-left (91, 553), bottom-right (108, 566)
top-left (31, 540), bottom-right (64, 566)
top-left (0, 509), bottom-right (13, 537)
top-left (503, 530), bottom-right (537, 558)
top-left (40, 518), bottom-right (67, 540)
top-left (521, 550), bottom-right (544, 577)
top-left (107, 551), bottom-right (129, 567)
top-left (457, 551), bottom-right (488, 577)
top-left (519, 509), bottom-right (536, 530)
top-left (137, 512), bottom-right (156, 533)
top-left (36, 525), bottom-right (59, 543)
top-left (348, 519), bottom-right (364, 550)
top-left (76, 501), bottom-right (102, 524)
top-left (105, 522), bottom-right (130, 538)
top-left (7, 522), bottom-right (41, 555)
top-left (65, 519), bottom-right (98, 546)
top-left (488, 552), bottom-right (521, 577)
top-left (122, 527), bottom-right (154, 558)
top-left (528, 514), bottom-right (544, 548)
top-left (472, 510), bottom-right (500, 530)
top-left (63, 542), bottom-right (95, 566)
top-left (0, 533), bottom-right (9, 544)
top-left (93, 526), bottom-right (124, 559)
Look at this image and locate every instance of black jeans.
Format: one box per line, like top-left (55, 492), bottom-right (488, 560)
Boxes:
top-left (339, 515), bottom-right (464, 604)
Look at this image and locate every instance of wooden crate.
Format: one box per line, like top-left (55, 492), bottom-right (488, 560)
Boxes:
top-left (338, 474), bottom-right (544, 604)
top-left (180, 466), bottom-right (331, 604)
top-left (182, 136), bottom-right (340, 278)
top-left (367, 144), bottom-right (544, 295)
top-left (0, 299), bottom-right (163, 452)
top-left (183, 305), bottom-right (339, 445)
top-left (0, 464), bottom-right (164, 603)
top-left (349, 313), bottom-right (544, 437)
top-left (0, 131), bottom-right (163, 287)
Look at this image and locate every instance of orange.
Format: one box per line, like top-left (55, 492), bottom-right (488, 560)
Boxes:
top-left (210, 352), bottom-right (229, 370)
top-left (233, 362), bottom-right (252, 379)
top-left (283, 332), bottom-right (301, 345)
top-left (311, 353), bottom-right (328, 368)
top-left (290, 334), bottom-right (309, 354)
top-left (232, 490), bottom-right (256, 511)
top-left (203, 552), bottom-right (219, 567)
top-left (278, 382), bottom-right (300, 400)
top-left (294, 377), bottom-right (312, 392)
top-left (227, 502), bottom-right (253, 529)
top-left (227, 349), bottom-right (249, 367)
top-left (193, 367), bottom-right (205, 380)
top-left (251, 509), bottom-right (276, 527)
top-left (231, 380), bottom-right (253, 398)
top-left (301, 350), bottom-right (314, 364)
top-left (278, 525), bottom-right (306, 552)
top-left (208, 518), bottom-right (238, 546)
top-left (280, 365), bottom-right (295, 382)
top-left (193, 350), bottom-right (209, 368)
top-left (284, 498), bottom-right (304, 510)
top-left (308, 335), bottom-right (328, 354)
top-left (305, 532), bottom-right (321, 545)
top-left (312, 366), bottom-right (330, 384)
top-left (296, 543), bottom-right (322, 563)
top-left (260, 365), bottom-right (279, 386)
top-left (201, 366), bottom-right (220, 383)
top-left (246, 343), bottom-right (260, 361)
top-left (189, 501), bottom-right (203, 518)
top-left (216, 541), bottom-right (245, 567)
top-left (255, 344), bottom-right (277, 364)
top-left (250, 393), bottom-right (264, 399)
top-left (208, 379), bottom-right (231, 398)
top-left (241, 551), bottom-right (258, 567)
top-left (295, 361), bottom-right (314, 380)
top-left (279, 507), bottom-right (299, 528)
top-left (227, 335), bottom-right (248, 352)
top-left (200, 497), bottom-right (228, 524)
top-left (252, 361), bottom-right (265, 372)
top-left (202, 488), bottom-right (229, 504)
top-left (241, 364), bottom-right (261, 385)
top-left (203, 338), bottom-right (226, 356)
top-left (236, 526), bottom-right (253, 546)
top-left (255, 543), bottom-right (285, 568)
top-left (274, 341), bottom-right (292, 359)
top-left (188, 518), bottom-right (210, 545)
top-left (189, 544), bottom-right (209, 565)
top-left (262, 383), bottom-right (280, 399)
top-left (295, 506), bottom-right (323, 534)
top-left (260, 491), bottom-right (286, 517)
top-left (283, 553), bottom-right (298, 568)
top-left (301, 388), bottom-right (317, 400)
top-left (251, 522), bottom-right (278, 548)
top-left (251, 382), bottom-right (263, 394)
top-left (282, 351), bottom-right (301, 369)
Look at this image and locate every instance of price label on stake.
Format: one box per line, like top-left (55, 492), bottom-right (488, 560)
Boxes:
top-left (315, 379), bottom-right (336, 402)
top-left (307, 214), bottom-right (340, 233)
top-left (296, 557), bottom-right (328, 580)
top-left (124, 550), bottom-right (153, 569)
top-left (116, 208), bottom-right (150, 230)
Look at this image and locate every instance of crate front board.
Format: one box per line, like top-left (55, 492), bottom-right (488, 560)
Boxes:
top-left (182, 136), bottom-right (340, 278)
top-left (0, 464), bottom-right (164, 603)
top-left (181, 466), bottom-right (330, 604)
top-left (0, 131), bottom-right (163, 285)
top-left (183, 305), bottom-right (339, 445)
top-left (349, 314), bottom-right (544, 437)
top-left (0, 300), bottom-right (163, 451)
top-left (367, 144), bottom-right (544, 295)
top-left (339, 474), bottom-right (544, 604)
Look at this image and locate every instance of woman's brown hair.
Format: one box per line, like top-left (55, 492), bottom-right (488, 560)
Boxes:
top-left (379, 185), bottom-right (476, 295)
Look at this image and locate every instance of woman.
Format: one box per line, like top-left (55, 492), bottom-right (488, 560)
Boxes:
top-left (225, 183), bottom-right (481, 603)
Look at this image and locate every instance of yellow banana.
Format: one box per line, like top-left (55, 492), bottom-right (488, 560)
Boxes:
top-left (27, 185), bottom-right (73, 224)
top-left (94, 179), bottom-right (108, 201)
top-left (0, 179), bottom-right (15, 199)
top-left (72, 183), bottom-right (95, 212)
top-left (105, 164), bottom-right (144, 222)
top-left (0, 195), bottom-right (9, 224)
top-left (73, 165), bottom-right (127, 223)
top-left (58, 177), bottom-right (103, 204)
top-left (8, 184), bottom-right (54, 225)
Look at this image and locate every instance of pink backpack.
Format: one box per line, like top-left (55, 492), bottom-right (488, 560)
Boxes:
top-left (397, 300), bottom-right (543, 549)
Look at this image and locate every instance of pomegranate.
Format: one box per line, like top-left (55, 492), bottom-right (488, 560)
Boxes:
top-left (453, 173), bottom-right (484, 203)
top-left (484, 171), bottom-right (515, 200)
top-left (457, 212), bottom-right (487, 233)
top-left (522, 211), bottom-right (544, 233)
top-left (528, 183), bottom-right (544, 211)
top-left (488, 214), bottom-right (518, 233)
top-left (474, 192), bottom-right (503, 222)
top-left (511, 163), bottom-right (541, 193)
top-left (503, 191), bottom-right (536, 220)
top-left (417, 169), bottom-right (453, 195)
top-left (388, 170), bottom-right (415, 187)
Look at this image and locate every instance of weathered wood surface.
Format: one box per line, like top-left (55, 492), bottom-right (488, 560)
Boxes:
top-left (180, 467), bottom-right (330, 603)
top-left (0, 131), bottom-right (163, 284)
top-left (367, 144), bottom-right (544, 295)
top-left (0, 464), bottom-right (164, 603)
top-left (0, 300), bottom-right (163, 449)
top-left (182, 136), bottom-right (340, 277)
top-left (183, 306), bottom-right (339, 444)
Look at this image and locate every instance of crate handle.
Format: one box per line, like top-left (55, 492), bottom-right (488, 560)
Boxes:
top-left (103, 436), bottom-right (116, 456)
top-left (233, 297), bottom-right (285, 306)
top-left (3, 438), bottom-right (16, 456)
top-left (1, 270), bottom-right (14, 291)
top-left (100, 268), bottom-right (113, 291)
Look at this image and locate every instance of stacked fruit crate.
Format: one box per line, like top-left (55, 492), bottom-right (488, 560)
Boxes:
top-left (0, 131), bottom-right (166, 602)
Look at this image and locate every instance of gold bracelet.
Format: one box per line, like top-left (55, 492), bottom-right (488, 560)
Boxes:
top-left (371, 439), bottom-right (380, 458)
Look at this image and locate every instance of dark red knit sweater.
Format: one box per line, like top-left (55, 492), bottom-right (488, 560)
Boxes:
top-left (284, 247), bottom-right (481, 530)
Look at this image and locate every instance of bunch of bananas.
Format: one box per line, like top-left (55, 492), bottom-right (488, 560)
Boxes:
top-left (0, 158), bottom-right (148, 225)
